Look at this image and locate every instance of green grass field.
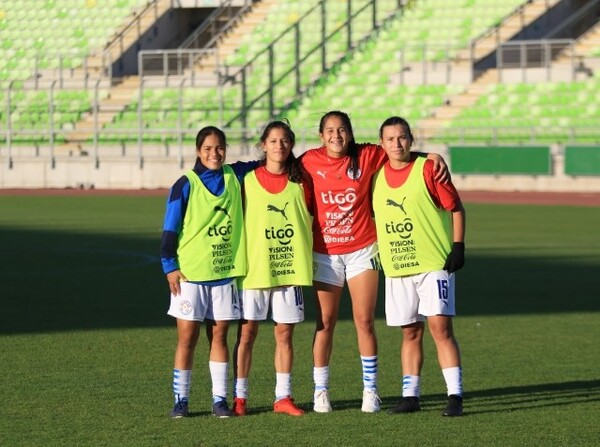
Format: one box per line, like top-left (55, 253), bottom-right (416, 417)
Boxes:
top-left (0, 195), bottom-right (599, 446)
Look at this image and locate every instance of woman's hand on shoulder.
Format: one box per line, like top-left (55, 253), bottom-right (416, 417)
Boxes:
top-left (426, 152), bottom-right (450, 183)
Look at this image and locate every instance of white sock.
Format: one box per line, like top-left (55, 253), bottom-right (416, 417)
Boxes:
top-left (234, 377), bottom-right (248, 399)
top-left (275, 372), bottom-right (292, 401)
top-left (209, 361), bottom-right (228, 402)
top-left (313, 366), bottom-right (329, 394)
top-left (442, 366), bottom-right (463, 396)
top-left (361, 355), bottom-right (378, 390)
top-left (402, 375), bottom-right (420, 398)
top-left (173, 369), bottom-right (191, 403)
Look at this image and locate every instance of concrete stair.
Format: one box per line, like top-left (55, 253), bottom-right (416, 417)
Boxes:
top-left (418, 0), bottom-right (562, 139)
top-left (84, 0), bottom-right (172, 77)
top-left (555, 23), bottom-right (600, 63)
top-left (454, 0), bottom-right (562, 62)
top-left (187, 0), bottom-right (277, 78)
top-left (56, 76), bottom-right (141, 154)
top-left (418, 69), bottom-right (499, 139)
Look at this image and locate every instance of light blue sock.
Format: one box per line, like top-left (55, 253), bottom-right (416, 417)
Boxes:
top-left (402, 375), bottom-right (420, 398)
top-left (173, 369), bottom-right (191, 403)
top-left (361, 355), bottom-right (378, 390)
top-left (313, 366), bottom-right (329, 394)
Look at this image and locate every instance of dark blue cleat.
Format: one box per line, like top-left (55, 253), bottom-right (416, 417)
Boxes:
top-left (170, 399), bottom-right (189, 418)
top-left (212, 399), bottom-right (233, 418)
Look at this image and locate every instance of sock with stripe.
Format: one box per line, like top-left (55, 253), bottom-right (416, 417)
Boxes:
top-left (173, 368), bottom-right (191, 404)
top-left (402, 375), bottom-right (420, 398)
top-left (361, 355), bottom-right (378, 390)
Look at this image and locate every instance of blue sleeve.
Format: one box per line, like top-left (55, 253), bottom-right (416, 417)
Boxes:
top-left (229, 160), bottom-right (260, 183)
top-left (160, 176), bottom-right (190, 274)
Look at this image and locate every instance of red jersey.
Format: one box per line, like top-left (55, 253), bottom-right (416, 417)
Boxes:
top-left (253, 165), bottom-right (314, 212)
top-left (382, 158), bottom-right (462, 211)
top-left (300, 144), bottom-right (387, 254)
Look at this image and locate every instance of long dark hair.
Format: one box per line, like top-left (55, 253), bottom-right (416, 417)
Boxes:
top-left (378, 116), bottom-right (414, 145)
top-left (319, 110), bottom-right (360, 180)
top-left (193, 126), bottom-right (226, 169)
top-left (257, 120), bottom-right (304, 183)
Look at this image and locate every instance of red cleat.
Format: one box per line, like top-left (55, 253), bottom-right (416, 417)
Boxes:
top-left (274, 397), bottom-right (305, 416)
top-left (232, 397), bottom-right (247, 416)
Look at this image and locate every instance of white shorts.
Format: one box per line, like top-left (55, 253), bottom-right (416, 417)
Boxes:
top-left (313, 243), bottom-right (381, 287)
top-left (167, 280), bottom-right (241, 322)
top-left (239, 286), bottom-right (305, 324)
top-left (385, 270), bottom-right (456, 327)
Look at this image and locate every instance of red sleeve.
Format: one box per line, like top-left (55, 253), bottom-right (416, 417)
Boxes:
top-left (359, 143), bottom-right (388, 171)
top-left (423, 160), bottom-right (462, 211)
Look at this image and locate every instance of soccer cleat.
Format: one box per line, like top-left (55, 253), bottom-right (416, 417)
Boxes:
top-left (232, 397), bottom-right (247, 416)
top-left (387, 397), bottom-right (421, 414)
top-left (313, 390), bottom-right (332, 413)
top-left (170, 399), bottom-right (189, 418)
top-left (212, 399), bottom-right (233, 418)
top-left (274, 397), bottom-right (305, 416)
top-left (361, 388), bottom-right (381, 413)
top-left (442, 394), bottom-right (463, 417)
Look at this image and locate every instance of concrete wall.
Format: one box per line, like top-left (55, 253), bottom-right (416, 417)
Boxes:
top-left (2, 146), bottom-right (599, 192)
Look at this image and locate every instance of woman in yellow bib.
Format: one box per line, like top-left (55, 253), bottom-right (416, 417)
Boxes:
top-left (161, 126), bottom-right (259, 418)
top-left (232, 121), bottom-right (314, 416)
top-left (372, 116), bottom-right (466, 417)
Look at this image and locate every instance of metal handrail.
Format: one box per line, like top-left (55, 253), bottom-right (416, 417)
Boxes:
top-left (223, 0), bottom-right (398, 132)
top-left (181, 0), bottom-right (254, 50)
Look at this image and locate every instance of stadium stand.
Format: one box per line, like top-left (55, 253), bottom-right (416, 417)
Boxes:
top-left (0, 0), bottom-right (149, 84)
top-left (1, 0), bottom-right (600, 189)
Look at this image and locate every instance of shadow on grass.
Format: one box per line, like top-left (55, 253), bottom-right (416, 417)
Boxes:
top-left (172, 379), bottom-right (600, 417)
top-left (237, 379), bottom-right (600, 416)
top-left (1, 226), bottom-right (599, 335)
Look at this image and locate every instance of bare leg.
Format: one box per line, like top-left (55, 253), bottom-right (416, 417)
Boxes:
top-left (347, 269), bottom-right (379, 356)
top-left (234, 320), bottom-right (259, 379)
top-left (274, 322), bottom-right (295, 373)
top-left (312, 281), bottom-right (342, 367)
top-left (174, 319), bottom-right (200, 369)
top-left (206, 319), bottom-right (231, 362)
top-left (428, 316), bottom-right (461, 368)
top-left (401, 322), bottom-right (425, 376)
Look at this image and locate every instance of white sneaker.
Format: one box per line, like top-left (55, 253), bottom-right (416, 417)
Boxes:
top-left (361, 388), bottom-right (381, 413)
top-left (313, 390), bottom-right (332, 413)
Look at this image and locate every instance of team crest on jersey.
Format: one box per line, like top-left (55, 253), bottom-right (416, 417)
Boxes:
top-left (179, 300), bottom-right (192, 315)
top-left (347, 167), bottom-right (362, 179)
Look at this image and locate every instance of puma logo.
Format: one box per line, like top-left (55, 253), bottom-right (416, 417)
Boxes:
top-left (267, 202), bottom-right (289, 220)
top-left (214, 205), bottom-right (230, 218)
top-left (316, 170), bottom-right (326, 179)
top-left (386, 197), bottom-right (407, 215)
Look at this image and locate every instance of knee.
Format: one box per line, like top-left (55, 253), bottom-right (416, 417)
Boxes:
top-left (275, 330), bottom-right (294, 349)
top-left (354, 316), bottom-right (375, 334)
top-left (316, 316), bottom-right (336, 333)
top-left (402, 325), bottom-right (424, 343)
top-left (177, 336), bottom-right (197, 351)
top-left (238, 330), bottom-right (257, 349)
